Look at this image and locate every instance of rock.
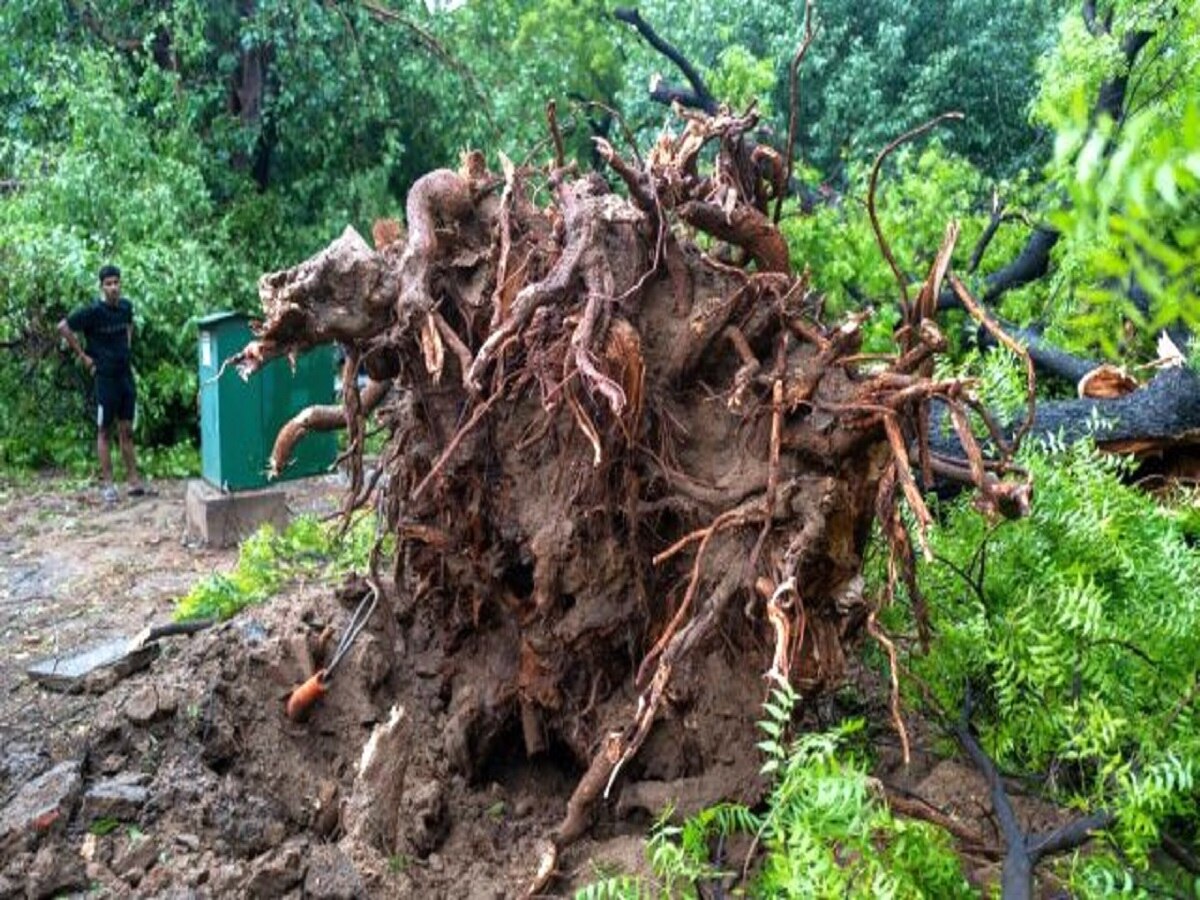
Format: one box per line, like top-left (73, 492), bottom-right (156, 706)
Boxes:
top-left (155, 690), bottom-right (178, 716)
top-left (80, 774), bottom-right (150, 822)
top-left (243, 837), bottom-right (306, 897)
top-left (303, 844), bottom-right (365, 900)
top-left (238, 619), bottom-right (269, 645)
top-left (0, 742), bottom-right (49, 787)
top-left (359, 635), bottom-right (392, 690)
top-left (312, 780), bottom-right (340, 838)
top-left (400, 779), bottom-right (448, 857)
top-left (84, 668), bottom-right (120, 694)
top-left (174, 833), bottom-right (201, 852)
top-left (210, 862), bottom-right (247, 894)
top-left (113, 834), bottom-right (159, 882)
top-left (84, 859), bottom-right (121, 889)
top-left (134, 864), bottom-right (173, 894)
top-left (27, 843), bottom-right (87, 899)
top-left (213, 791), bottom-right (288, 857)
top-left (0, 759), bottom-right (82, 855)
top-left (123, 685), bottom-right (171, 725)
top-left (97, 754), bottom-right (127, 775)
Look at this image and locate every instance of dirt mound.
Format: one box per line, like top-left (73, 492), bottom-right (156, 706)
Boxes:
top-left (2, 572), bottom-right (736, 897)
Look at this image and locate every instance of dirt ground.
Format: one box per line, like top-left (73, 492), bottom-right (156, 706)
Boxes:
top-left (0, 475), bottom-right (667, 898)
top-left (0, 474), bottom-right (1071, 899)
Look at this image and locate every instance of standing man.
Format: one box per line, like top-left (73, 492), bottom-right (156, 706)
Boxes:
top-left (58, 264), bottom-right (147, 503)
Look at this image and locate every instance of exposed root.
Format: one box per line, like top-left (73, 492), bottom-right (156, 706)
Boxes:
top-left (270, 378), bottom-right (392, 478)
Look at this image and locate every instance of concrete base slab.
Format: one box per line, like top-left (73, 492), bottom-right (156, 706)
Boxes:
top-left (27, 641), bottom-right (159, 693)
top-left (185, 479), bottom-right (289, 548)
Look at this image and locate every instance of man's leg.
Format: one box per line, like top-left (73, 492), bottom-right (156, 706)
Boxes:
top-left (118, 420), bottom-right (141, 487)
top-left (96, 379), bottom-right (118, 502)
top-left (116, 374), bottom-right (146, 493)
top-left (97, 424), bottom-right (114, 485)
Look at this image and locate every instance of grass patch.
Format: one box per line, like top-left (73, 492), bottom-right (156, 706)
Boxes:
top-left (175, 512), bottom-right (386, 621)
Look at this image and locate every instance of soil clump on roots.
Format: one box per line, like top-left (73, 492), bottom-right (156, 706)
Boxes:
top-left (228, 107), bottom-right (1025, 893)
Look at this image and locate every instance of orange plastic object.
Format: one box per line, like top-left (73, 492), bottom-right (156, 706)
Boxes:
top-left (286, 670), bottom-right (329, 720)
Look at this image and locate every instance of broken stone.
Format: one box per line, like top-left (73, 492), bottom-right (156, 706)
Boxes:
top-left (84, 667), bottom-right (120, 694)
top-left (210, 864), bottom-right (247, 897)
top-left (358, 634), bottom-right (391, 690)
top-left (0, 741), bottom-right (49, 787)
top-left (312, 780), bottom-right (340, 838)
top-left (242, 837), bottom-right (306, 897)
top-left (213, 791), bottom-right (289, 857)
top-left (0, 759), bottom-right (82, 855)
top-left (174, 832), bottom-right (201, 852)
top-left (84, 859), bottom-right (121, 890)
top-left (123, 685), bottom-right (171, 725)
top-left (113, 834), bottom-right (159, 883)
top-left (27, 843), bottom-right (88, 899)
top-left (303, 844), bottom-right (365, 900)
top-left (97, 754), bottom-right (127, 776)
top-left (137, 864), bottom-right (174, 894)
top-left (81, 774), bottom-right (150, 822)
top-left (400, 779), bottom-right (448, 858)
top-left (27, 639), bottom-right (158, 694)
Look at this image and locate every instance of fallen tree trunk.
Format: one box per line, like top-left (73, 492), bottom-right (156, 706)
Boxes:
top-left (928, 350), bottom-right (1200, 463)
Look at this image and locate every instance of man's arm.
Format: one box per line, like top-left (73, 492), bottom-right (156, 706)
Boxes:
top-left (58, 318), bottom-right (94, 374)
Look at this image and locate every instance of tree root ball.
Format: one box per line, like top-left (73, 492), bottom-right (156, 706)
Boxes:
top-left (241, 118), bottom-right (1015, 858)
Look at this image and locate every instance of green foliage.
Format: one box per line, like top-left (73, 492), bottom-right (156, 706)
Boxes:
top-left (707, 45), bottom-right (777, 117)
top-left (576, 687), bottom-right (970, 899)
top-left (87, 817), bottom-right (121, 836)
top-left (619, 1), bottom-right (1065, 176)
top-left (1051, 97), bottom-right (1200, 355)
top-left (750, 705), bottom-right (971, 898)
top-left (905, 442), bottom-right (1200, 878)
top-left (1024, 2), bottom-right (1200, 357)
top-left (175, 512), bottom-right (382, 621)
top-left (0, 42), bottom-right (248, 464)
top-left (779, 143), bottom-right (1031, 350)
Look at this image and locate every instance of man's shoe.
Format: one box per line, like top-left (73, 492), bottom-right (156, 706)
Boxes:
top-left (100, 484), bottom-right (119, 505)
top-left (128, 483), bottom-right (157, 497)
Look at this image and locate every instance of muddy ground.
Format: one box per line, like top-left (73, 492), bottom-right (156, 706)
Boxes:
top-left (0, 474), bottom-right (1067, 898)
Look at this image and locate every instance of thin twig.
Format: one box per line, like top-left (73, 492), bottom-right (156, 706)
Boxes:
top-left (868, 613), bottom-right (910, 765)
top-left (410, 387), bottom-right (506, 501)
top-left (949, 275), bottom-right (1036, 453)
top-left (867, 112), bottom-right (964, 318)
top-left (775, 0), bottom-right (817, 224)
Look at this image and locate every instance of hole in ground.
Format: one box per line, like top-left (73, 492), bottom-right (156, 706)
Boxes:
top-left (479, 717), bottom-right (583, 805)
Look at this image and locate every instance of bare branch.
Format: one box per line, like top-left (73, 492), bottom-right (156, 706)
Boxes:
top-left (867, 113), bottom-right (964, 318)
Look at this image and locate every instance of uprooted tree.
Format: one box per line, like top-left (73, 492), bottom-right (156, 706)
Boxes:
top-left (234, 99), bottom-right (1198, 897)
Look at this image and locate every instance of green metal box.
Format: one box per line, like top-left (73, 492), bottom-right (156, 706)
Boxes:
top-left (198, 312), bottom-right (337, 491)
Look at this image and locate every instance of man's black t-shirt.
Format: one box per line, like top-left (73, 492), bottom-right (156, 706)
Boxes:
top-left (66, 299), bottom-right (133, 376)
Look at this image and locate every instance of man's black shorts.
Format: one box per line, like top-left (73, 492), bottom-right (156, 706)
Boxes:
top-left (96, 372), bottom-right (136, 429)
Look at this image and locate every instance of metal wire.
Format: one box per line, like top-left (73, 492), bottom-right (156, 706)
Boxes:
top-left (324, 580), bottom-right (380, 678)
